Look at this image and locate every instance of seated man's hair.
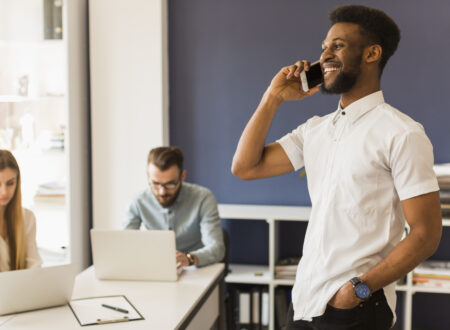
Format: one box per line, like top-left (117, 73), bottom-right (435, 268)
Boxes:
top-left (329, 5), bottom-right (401, 74)
top-left (148, 146), bottom-right (184, 171)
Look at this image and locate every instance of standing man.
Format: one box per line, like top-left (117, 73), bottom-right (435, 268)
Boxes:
top-left (232, 5), bottom-right (441, 330)
top-left (124, 146), bottom-right (225, 268)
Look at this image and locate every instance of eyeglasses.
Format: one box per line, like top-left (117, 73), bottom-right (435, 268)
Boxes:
top-left (150, 176), bottom-right (181, 191)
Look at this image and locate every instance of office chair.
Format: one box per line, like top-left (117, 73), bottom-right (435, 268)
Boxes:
top-left (219, 227), bottom-right (231, 330)
top-left (221, 227), bottom-right (230, 276)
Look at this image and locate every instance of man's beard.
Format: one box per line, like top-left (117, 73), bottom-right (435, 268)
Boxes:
top-left (321, 71), bottom-right (358, 94)
top-left (154, 185), bottom-right (181, 208)
top-left (321, 53), bottom-right (362, 95)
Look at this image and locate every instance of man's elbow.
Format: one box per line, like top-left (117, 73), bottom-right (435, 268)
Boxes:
top-left (428, 228), bottom-right (442, 256)
top-left (231, 161), bottom-right (254, 180)
top-left (421, 226), bottom-right (442, 258)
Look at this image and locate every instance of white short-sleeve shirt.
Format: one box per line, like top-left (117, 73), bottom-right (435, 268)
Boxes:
top-left (277, 91), bottom-right (439, 321)
top-left (0, 208), bottom-right (43, 272)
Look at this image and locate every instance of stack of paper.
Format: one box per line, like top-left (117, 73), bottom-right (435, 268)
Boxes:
top-left (69, 295), bottom-right (144, 326)
top-left (275, 257), bottom-right (300, 280)
top-left (413, 260), bottom-right (450, 289)
top-left (434, 164), bottom-right (450, 217)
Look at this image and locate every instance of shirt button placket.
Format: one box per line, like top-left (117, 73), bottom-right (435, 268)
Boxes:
top-left (168, 210), bottom-right (174, 230)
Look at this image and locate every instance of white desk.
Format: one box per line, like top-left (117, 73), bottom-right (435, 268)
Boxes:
top-left (0, 263), bottom-right (225, 330)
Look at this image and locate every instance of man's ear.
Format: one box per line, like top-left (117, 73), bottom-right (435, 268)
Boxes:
top-left (181, 169), bottom-right (187, 182)
top-left (365, 44), bottom-right (382, 64)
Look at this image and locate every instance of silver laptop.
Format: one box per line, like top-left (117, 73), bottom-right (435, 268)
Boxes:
top-left (0, 264), bottom-right (76, 315)
top-left (90, 229), bottom-right (180, 281)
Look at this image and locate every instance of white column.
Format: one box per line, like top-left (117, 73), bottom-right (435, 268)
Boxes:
top-left (65, 0), bottom-right (90, 271)
top-left (89, 0), bottom-right (169, 229)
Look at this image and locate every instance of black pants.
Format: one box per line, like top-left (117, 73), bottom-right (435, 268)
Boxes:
top-left (285, 290), bottom-right (393, 330)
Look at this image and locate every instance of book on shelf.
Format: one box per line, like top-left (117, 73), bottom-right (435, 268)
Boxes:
top-left (413, 276), bottom-right (450, 289)
top-left (413, 273), bottom-right (450, 280)
top-left (276, 257), bottom-right (301, 266)
top-left (275, 257), bottom-right (300, 280)
top-left (414, 260), bottom-right (450, 277)
top-left (274, 274), bottom-right (296, 280)
top-left (440, 190), bottom-right (450, 203)
top-left (442, 203), bottom-right (450, 217)
top-left (275, 265), bottom-right (298, 272)
top-left (33, 194), bottom-right (65, 204)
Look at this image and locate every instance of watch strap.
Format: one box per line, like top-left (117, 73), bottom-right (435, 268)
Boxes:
top-left (186, 253), bottom-right (195, 266)
top-left (350, 277), bottom-right (362, 287)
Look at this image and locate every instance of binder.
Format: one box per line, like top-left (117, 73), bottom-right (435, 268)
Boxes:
top-left (251, 287), bottom-right (261, 329)
top-left (275, 288), bottom-right (288, 329)
top-left (261, 289), bottom-right (269, 328)
top-left (69, 295), bottom-right (144, 326)
top-left (239, 291), bottom-right (251, 329)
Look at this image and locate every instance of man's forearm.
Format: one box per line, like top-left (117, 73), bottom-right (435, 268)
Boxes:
top-left (362, 192), bottom-right (442, 292)
top-left (231, 91), bottom-right (282, 177)
top-left (191, 243), bottom-right (224, 267)
top-left (361, 227), bottom-right (441, 292)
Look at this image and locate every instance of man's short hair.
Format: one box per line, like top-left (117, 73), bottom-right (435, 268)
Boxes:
top-left (147, 146), bottom-right (184, 171)
top-left (329, 5), bottom-right (401, 74)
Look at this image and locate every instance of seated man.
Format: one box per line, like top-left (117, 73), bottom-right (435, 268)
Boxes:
top-left (124, 146), bottom-right (225, 268)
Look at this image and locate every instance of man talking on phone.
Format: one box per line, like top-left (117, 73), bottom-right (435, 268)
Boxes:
top-left (232, 5), bottom-right (441, 330)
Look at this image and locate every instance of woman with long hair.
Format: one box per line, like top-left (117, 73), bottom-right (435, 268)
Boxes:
top-left (0, 149), bottom-right (42, 271)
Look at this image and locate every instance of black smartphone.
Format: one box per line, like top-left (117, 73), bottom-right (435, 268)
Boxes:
top-left (300, 61), bottom-right (323, 92)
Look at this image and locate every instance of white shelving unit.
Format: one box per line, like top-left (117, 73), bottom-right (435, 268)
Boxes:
top-left (218, 203), bottom-right (450, 330)
top-left (0, 0), bottom-right (90, 271)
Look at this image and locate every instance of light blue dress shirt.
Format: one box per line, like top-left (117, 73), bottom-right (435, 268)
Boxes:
top-left (124, 182), bottom-right (225, 267)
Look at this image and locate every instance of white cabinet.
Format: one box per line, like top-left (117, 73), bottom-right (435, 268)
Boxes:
top-left (219, 203), bottom-right (450, 330)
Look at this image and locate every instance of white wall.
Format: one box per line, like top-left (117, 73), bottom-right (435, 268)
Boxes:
top-left (0, 0), bottom-right (43, 41)
top-left (89, 0), bottom-right (169, 229)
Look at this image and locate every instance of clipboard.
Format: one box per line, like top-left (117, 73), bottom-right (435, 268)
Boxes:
top-left (69, 295), bottom-right (144, 326)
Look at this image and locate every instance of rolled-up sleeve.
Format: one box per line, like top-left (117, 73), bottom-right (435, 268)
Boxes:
top-left (390, 129), bottom-right (439, 200)
top-left (123, 199), bottom-right (142, 229)
top-left (191, 191), bottom-right (225, 267)
top-left (276, 121), bottom-right (308, 171)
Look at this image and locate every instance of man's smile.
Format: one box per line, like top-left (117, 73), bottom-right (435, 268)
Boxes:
top-left (322, 63), bottom-right (341, 77)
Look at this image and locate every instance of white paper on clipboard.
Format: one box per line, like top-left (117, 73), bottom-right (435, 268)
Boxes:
top-left (69, 295), bottom-right (144, 326)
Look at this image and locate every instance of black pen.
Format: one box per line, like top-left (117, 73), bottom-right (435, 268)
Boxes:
top-left (101, 303), bottom-right (129, 314)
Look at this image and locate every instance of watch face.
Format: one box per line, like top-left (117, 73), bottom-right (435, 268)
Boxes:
top-left (355, 283), bottom-right (371, 299)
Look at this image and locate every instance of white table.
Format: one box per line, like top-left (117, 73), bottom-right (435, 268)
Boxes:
top-left (0, 263), bottom-right (225, 330)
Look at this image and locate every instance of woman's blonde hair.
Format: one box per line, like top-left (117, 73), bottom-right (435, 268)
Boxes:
top-left (0, 150), bottom-right (26, 270)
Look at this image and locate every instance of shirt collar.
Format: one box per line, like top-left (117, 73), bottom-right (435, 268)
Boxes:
top-left (334, 91), bottom-right (385, 125)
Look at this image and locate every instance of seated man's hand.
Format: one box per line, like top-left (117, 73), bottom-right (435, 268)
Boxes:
top-left (176, 251), bottom-right (190, 269)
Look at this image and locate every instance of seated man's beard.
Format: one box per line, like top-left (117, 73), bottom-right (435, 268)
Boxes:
top-left (321, 71), bottom-right (358, 95)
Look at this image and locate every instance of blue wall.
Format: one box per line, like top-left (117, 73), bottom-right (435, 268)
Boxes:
top-left (169, 0), bottom-right (450, 206)
top-left (169, 1), bottom-right (450, 328)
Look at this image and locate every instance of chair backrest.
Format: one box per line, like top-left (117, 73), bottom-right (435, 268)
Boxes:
top-left (221, 227), bottom-right (230, 275)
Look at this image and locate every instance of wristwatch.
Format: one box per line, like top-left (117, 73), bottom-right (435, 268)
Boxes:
top-left (186, 253), bottom-right (195, 266)
top-left (349, 277), bottom-right (371, 301)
